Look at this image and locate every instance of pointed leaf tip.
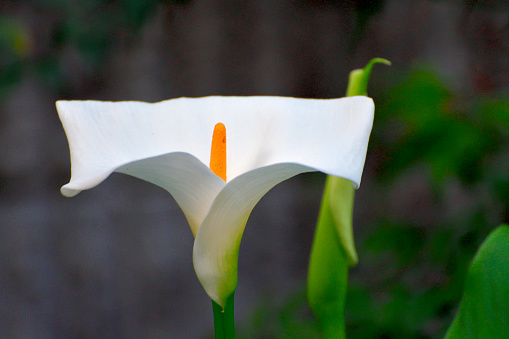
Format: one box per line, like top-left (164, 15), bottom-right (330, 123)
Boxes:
top-left (368, 58), bottom-right (392, 67)
top-left (346, 57), bottom-right (391, 97)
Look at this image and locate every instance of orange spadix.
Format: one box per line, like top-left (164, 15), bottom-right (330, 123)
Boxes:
top-left (210, 122), bottom-right (227, 181)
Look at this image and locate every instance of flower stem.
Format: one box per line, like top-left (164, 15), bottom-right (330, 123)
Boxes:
top-left (212, 293), bottom-right (235, 339)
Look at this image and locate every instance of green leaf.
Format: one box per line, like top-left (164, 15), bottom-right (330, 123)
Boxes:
top-left (307, 58), bottom-right (390, 338)
top-left (445, 225), bottom-right (509, 339)
top-left (346, 58), bottom-right (391, 97)
top-left (328, 177), bottom-right (358, 266)
top-left (307, 177), bottom-right (349, 338)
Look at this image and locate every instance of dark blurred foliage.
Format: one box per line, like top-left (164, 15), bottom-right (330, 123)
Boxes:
top-left (345, 69), bottom-right (508, 338)
top-left (1, 0), bottom-right (508, 338)
top-left (298, 0), bottom-right (386, 51)
top-left (0, 0), bottom-right (190, 98)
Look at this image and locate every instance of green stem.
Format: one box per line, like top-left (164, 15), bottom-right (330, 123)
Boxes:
top-left (212, 293), bottom-right (235, 339)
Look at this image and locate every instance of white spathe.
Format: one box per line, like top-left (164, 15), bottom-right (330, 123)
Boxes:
top-left (57, 95), bottom-right (374, 307)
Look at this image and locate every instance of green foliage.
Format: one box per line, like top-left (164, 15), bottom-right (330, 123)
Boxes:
top-left (326, 177), bottom-right (358, 266)
top-left (308, 177), bottom-right (350, 338)
top-left (374, 69), bottom-right (507, 185)
top-left (343, 68), bottom-right (509, 338)
top-left (365, 221), bottom-right (425, 267)
top-left (0, 16), bottom-right (27, 94)
top-left (236, 290), bottom-right (320, 338)
top-left (446, 225), bottom-right (509, 338)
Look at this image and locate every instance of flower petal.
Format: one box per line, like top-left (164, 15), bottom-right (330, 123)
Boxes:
top-left (57, 99), bottom-right (219, 194)
top-left (210, 96), bottom-right (374, 186)
top-left (58, 96), bottom-right (374, 190)
top-left (193, 163), bottom-right (315, 306)
top-left (116, 153), bottom-right (225, 236)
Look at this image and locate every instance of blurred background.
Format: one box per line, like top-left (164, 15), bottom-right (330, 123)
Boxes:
top-left (0, 0), bottom-right (508, 338)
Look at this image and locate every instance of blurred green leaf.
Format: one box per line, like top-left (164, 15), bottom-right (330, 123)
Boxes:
top-left (445, 225), bottom-right (509, 338)
top-left (280, 291), bottom-right (321, 338)
top-left (236, 290), bottom-right (320, 338)
top-left (480, 99), bottom-right (509, 132)
top-left (366, 222), bottom-right (425, 267)
top-left (375, 69), bottom-right (506, 185)
top-left (0, 16), bottom-right (33, 59)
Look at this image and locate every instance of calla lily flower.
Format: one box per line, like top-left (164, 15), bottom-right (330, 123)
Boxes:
top-left (57, 95), bottom-right (374, 307)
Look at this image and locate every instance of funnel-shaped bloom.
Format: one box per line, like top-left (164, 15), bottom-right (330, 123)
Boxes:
top-left (57, 95), bottom-right (374, 307)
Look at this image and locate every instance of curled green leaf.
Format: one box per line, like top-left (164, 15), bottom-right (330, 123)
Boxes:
top-left (346, 58), bottom-right (391, 97)
top-left (308, 58), bottom-right (390, 338)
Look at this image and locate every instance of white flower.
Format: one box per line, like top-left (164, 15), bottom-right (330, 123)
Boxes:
top-left (57, 95), bottom-right (374, 307)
